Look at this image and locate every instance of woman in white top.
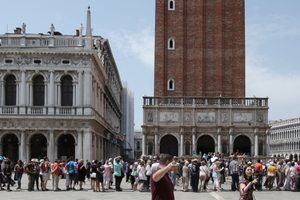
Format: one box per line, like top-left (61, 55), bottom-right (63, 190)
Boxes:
top-left (137, 161), bottom-right (147, 192)
top-left (182, 161), bottom-right (189, 192)
top-left (199, 161), bottom-right (208, 192)
top-left (213, 161), bottom-right (224, 192)
top-left (145, 160), bottom-right (152, 191)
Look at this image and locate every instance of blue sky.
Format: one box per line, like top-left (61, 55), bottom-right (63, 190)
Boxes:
top-left (1, 0), bottom-right (300, 129)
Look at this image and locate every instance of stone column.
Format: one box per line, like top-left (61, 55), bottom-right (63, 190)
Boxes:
top-left (254, 129), bottom-right (259, 157)
top-left (180, 132), bottom-right (184, 156)
top-left (19, 70), bottom-right (26, 114)
top-left (77, 70), bottom-right (83, 105)
top-left (73, 83), bottom-right (76, 106)
top-left (48, 71), bottom-right (55, 114)
top-left (57, 83), bottom-right (61, 106)
top-left (0, 81), bottom-right (4, 106)
top-left (217, 129), bottom-right (222, 154)
top-left (83, 71), bottom-right (92, 115)
top-left (83, 130), bottom-right (92, 162)
top-left (29, 83), bottom-right (33, 106)
top-left (154, 131), bottom-right (158, 156)
top-left (229, 129), bottom-right (233, 156)
top-left (192, 131), bottom-right (196, 154)
top-left (142, 131), bottom-right (146, 156)
top-left (20, 130), bottom-right (26, 161)
top-left (49, 130), bottom-right (55, 162)
top-left (266, 130), bottom-right (270, 156)
top-left (77, 130), bottom-right (83, 159)
top-left (26, 142), bottom-right (30, 160)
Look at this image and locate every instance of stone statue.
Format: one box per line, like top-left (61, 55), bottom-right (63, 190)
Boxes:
top-left (79, 23), bottom-right (84, 37)
top-left (22, 23), bottom-right (26, 35)
top-left (50, 24), bottom-right (55, 36)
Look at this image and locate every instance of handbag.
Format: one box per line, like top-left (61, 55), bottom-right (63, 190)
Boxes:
top-left (91, 172), bottom-right (96, 178)
top-left (131, 170), bottom-right (137, 177)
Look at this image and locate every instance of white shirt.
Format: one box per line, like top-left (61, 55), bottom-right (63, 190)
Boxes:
top-left (151, 162), bottom-right (160, 173)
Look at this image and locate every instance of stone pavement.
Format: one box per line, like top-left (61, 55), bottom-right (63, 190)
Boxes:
top-left (1, 175), bottom-right (299, 200)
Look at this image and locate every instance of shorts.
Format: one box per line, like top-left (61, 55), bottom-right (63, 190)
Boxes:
top-left (42, 173), bottom-right (50, 181)
top-left (97, 174), bottom-right (103, 183)
top-left (69, 173), bottom-right (76, 184)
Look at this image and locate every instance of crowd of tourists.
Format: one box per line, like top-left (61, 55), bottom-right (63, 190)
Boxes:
top-left (1, 153), bottom-right (300, 199)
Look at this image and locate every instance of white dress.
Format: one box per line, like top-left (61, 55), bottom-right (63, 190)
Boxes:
top-left (283, 166), bottom-right (291, 190)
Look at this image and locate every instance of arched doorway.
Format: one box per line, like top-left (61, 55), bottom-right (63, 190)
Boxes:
top-left (160, 135), bottom-right (178, 156)
top-left (289, 154), bottom-right (293, 161)
top-left (58, 134), bottom-right (75, 159)
top-left (30, 134), bottom-right (47, 159)
top-left (2, 134), bottom-right (19, 161)
top-left (234, 135), bottom-right (251, 155)
top-left (197, 135), bottom-right (215, 155)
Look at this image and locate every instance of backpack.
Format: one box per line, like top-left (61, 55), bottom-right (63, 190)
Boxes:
top-left (232, 162), bottom-right (239, 174)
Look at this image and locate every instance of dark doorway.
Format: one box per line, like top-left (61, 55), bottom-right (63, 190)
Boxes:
top-left (160, 135), bottom-right (178, 156)
top-left (61, 76), bottom-right (73, 106)
top-left (30, 134), bottom-right (47, 159)
top-left (2, 134), bottom-right (19, 161)
top-left (33, 75), bottom-right (45, 106)
top-left (58, 134), bottom-right (75, 159)
top-left (234, 135), bottom-right (251, 155)
top-left (197, 135), bottom-right (215, 155)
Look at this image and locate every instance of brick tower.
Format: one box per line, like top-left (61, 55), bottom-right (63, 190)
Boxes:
top-left (154, 0), bottom-right (245, 97)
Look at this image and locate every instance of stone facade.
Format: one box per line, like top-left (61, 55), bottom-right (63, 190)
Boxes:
top-left (142, 0), bottom-right (269, 157)
top-left (269, 118), bottom-right (300, 160)
top-left (0, 8), bottom-right (124, 162)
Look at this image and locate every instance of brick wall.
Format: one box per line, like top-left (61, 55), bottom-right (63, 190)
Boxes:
top-left (154, 0), bottom-right (245, 98)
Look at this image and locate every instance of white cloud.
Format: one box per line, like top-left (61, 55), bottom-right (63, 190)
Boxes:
top-left (246, 14), bottom-right (300, 120)
top-left (107, 27), bottom-right (155, 69)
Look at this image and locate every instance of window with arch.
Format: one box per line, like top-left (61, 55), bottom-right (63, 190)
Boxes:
top-left (185, 141), bottom-right (190, 155)
top-left (259, 143), bottom-right (263, 155)
top-left (33, 75), bottom-right (45, 106)
top-left (61, 75), bottom-right (73, 106)
top-left (222, 142), bottom-right (227, 155)
top-left (168, 0), bottom-right (175, 10)
top-left (137, 141), bottom-right (140, 150)
top-left (5, 75), bottom-right (16, 105)
top-left (168, 38), bottom-right (175, 50)
top-left (148, 142), bottom-right (153, 155)
top-left (167, 79), bottom-right (175, 91)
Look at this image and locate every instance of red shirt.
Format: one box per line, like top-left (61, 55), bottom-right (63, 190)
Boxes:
top-left (150, 168), bottom-right (174, 200)
top-left (61, 162), bottom-right (66, 171)
top-left (51, 162), bottom-right (60, 176)
top-left (254, 163), bottom-right (262, 173)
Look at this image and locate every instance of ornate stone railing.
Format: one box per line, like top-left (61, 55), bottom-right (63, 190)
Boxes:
top-left (143, 97), bottom-right (268, 107)
top-left (0, 106), bottom-right (88, 115)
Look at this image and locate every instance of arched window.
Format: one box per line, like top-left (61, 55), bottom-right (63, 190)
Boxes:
top-left (168, 38), bottom-right (175, 50)
top-left (33, 75), bottom-right (45, 106)
top-left (168, 79), bottom-right (175, 91)
top-left (148, 142), bottom-right (153, 155)
top-left (61, 75), bottom-right (73, 106)
top-left (168, 0), bottom-right (175, 10)
top-left (185, 141), bottom-right (190, 155)
top-left (5, 75), bottom-right (16, 105)
top-left (137, 141), bottom-right (140, 150)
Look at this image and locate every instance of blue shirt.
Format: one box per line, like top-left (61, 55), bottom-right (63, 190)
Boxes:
top-left (125, 164), bottom-right (130, 173)
top-left (66, 161), bottom-right (76, 174)
top-left (113, 160), bottom-right (122, 177)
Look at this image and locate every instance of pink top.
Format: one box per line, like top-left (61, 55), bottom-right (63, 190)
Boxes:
top-left (103, 164), bottom-right (111, 177)
top-left (295, 165), bottom-right (300, 174)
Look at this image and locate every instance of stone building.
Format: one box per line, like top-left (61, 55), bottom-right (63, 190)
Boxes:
top-left (142, 0), bottom-right (269, 157)
top-left (269, 118), bottom-right (300, 161)
top-left (0, 8), bottom-right (124, 162)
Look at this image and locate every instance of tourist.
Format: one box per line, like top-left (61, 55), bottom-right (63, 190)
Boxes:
top-left (150, 154), bottom-right (176, 200)
top-left (97, 161), bottom-right (105, 192)
top-left (90, 160), bottom-right (98, 192)
top-left (3, 160), bottom-right (12, 192)
top-left (66, 157), bottom-right (76, 190)
top-left (34, 159), bottom-right (40, 190)
top-left (51, 159), bottom-right (60, 191)
top-left (264, 161), bottom-right (276, 190)
top-left (229, 156), bottom-right (240, 191)
top-left (103, 160), bottom-right (111, 190)
top-left (113, 156), bottom-right (124, 191)
top-left (129, 160), bottom-right (137, 190)
top-left (78, 159), bottom-right (86, 190)
top-left (137, 160), bottom-right (147, 192)
top-left (27, 159), bottom-right (35, 191)
top-left (145, 159), bottom-right (152, 191)
top-left (199, 160), bottom-right (208, 192)
top-left (296, 161), bottom-right (300, 191)
top-left (276, 160), bottom-right (284, 190)
top-left (290, 162), bottom-right (297, 191)
top-left (14, 160), bottom-right (24, 190)
top-left (283, 162), bottom-right (291, 190)
top-left (86, 160), bottom-right (91, 181)
top-left (213, 160), bottom-right (224, 192)
top-left (40, 157), bottom-right (51, 191)
top-left (239, 165), bottom-right (258, 200)
top-left (60, 160), bottom-right (66, 179)
top-left (182, 161), bottom-right (189, 192)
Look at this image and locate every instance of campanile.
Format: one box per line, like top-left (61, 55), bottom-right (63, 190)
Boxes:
top-left (154, 0), bottom-right (245, 97)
